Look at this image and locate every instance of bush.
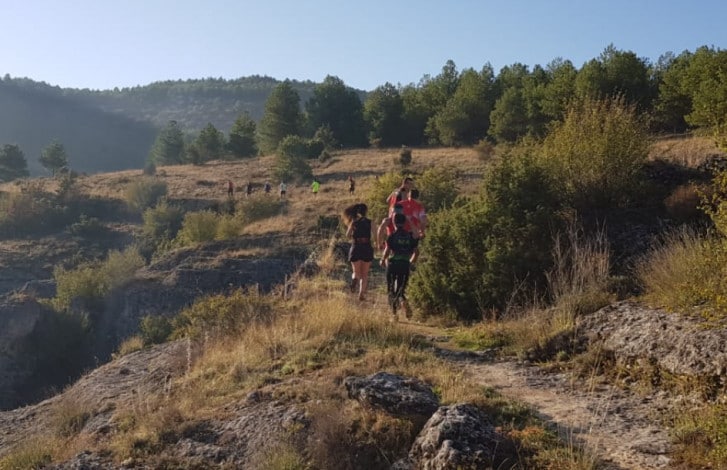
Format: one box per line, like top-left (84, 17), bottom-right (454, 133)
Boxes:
top-left (541, 96), bottom-right (650, 209)
top-left (140, 315), bottom-right (173, 346)
top-left (175, 211), bottom-right (219, 245)
top-left (318, 149), bottom-right (332, 163)
top-left (0, 183), bottom-right (74, 237)
top-left (237, 195), bottom-right (284, 224)
top-left (273, 153), bottom-right (313, 184)
top-left (398, 146), bottom-right (412, 166)
top-left (125, 177), bottom-right (168, 213)
top-left (416, 166), bottom-right (460, 213)
top-left (142, 201), bottom-right (184, 245)
top-left (143, 161), bottom-right (157, 176)
top-left (409, 151), bottom-right (562, 319)
top-left (636, 228), bottom-right (727, 319)
top-left (278, 135), bottom-right (325, 159)
top-left (366, 171), bottom-right (408, 223)
top-left (216, 213), bottom-right (244, 239)
top-left (53, 247), bottom-right (145, 311)
top-left (664, 183), bottom-right (707, 224)
top-left (171, 288), bottom-right (276, 339)
top-left (474, 139), bottom-right (496, 162)
top-left (68, 214), bottom-right (106, 238)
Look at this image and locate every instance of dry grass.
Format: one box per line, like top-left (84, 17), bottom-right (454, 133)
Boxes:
top-left (0, 147), bottom-right (486, 239)
top-left (649, 135), bottom-right (725, 168)
top-left (635, 227), bottom-right (722, 314)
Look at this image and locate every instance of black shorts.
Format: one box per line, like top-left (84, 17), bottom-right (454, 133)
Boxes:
top-left (349, 244), bottom-right (373, 263)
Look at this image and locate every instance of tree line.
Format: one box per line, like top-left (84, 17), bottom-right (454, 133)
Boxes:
top-left (2, 44), bottom-right (727, 181)
top-left (146, 44), bottom-right (727, 171)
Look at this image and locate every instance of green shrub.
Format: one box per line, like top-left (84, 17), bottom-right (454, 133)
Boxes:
top-left (171, 288), bottom-right (276, 339)
top-left (0, 186), bottom-right (67, 238)
top-left (398, 146), bottom-right (412, 166)
top-left (53, 264), bottom-right (104, 311)
top-left (175, 211), bottom-right (219, 245)
top-left (216, 213), bottom-right (244, 239)
top-left (474, 139), bottom-right (496, 162)
top-left (68, 214), bottom-right (106, 238)
top-left (541, 96), bottom-right (650, 209)
top-left (237, 196), bottom-right (284, 224)
top-left (416, 166), bottom-right (459, 213)
top-left (142, 201), bottom-right (184, 246)
top-left (273, 153), bottom-right (313, 184)
top-left (366, 171), bottom-right (407, 223)
top-left (143, 161), bottom-right (157, 176)
top-left (53, 247), bottom-right (144, 311)
top-left (410, 151), bottom-right (562, 319)
top-left (140, 315), bottom-right (173, 346)
top-left (278, 135), bottom-right (325, 159)
top-left (125, 178), bottom-right (168, 213)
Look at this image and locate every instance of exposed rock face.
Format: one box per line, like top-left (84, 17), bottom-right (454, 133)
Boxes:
top-left (0, 296), bottom-right (64, 410)
top-left (0, 237), bottom-right (307, 411)
top-left (577, 301), bottom-right (727, 379)
top-left (344, 372), bottom-right (440, 419)
top-left (397, 404), bottom-right (502, 470)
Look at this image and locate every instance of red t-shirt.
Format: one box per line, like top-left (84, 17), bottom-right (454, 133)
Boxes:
top-left (400, 199), bottom-right (424, 233)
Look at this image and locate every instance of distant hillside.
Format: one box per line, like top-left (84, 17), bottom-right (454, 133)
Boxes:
top-left (0, 75), bottom-right (365, 174)
top-left (0, 78), bottom-right (157, 175)
top-left (70, 75), bottom-right (324, 133)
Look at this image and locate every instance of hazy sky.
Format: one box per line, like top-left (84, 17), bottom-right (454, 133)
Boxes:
top-left (2, 0), bottom-right (725, 91)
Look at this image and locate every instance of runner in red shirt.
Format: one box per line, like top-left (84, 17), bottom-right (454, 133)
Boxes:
top-left (400, 188), bottom-right (427, 237)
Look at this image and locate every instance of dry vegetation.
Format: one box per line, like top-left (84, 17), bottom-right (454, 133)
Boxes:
top-left (649, 134), bottom-right (724, 168)
top-left (3, 137), bottom-right (727, 468)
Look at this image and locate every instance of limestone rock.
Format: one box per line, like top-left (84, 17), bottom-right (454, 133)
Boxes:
top-left (405, 403), bottom-right (501, 470)
top-left (344, 372), bottom-right (440, 419)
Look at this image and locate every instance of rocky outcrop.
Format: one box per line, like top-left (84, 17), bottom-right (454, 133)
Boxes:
top-left (577, 301), bottom-right (727, 380)
top-left (396, 404), bottom-right (502, 470)
top-left (0, 237), bottom-right (308, 411)
top-left (344, 372), bottom-right (440, 420)
top-left (0, 295), bottom-right (73, 410)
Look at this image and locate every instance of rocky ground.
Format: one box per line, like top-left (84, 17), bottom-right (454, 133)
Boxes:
top-left (1, 299), bottom-right (724, 469)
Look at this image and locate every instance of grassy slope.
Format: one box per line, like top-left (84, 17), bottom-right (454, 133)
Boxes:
top-left (1, 136), bottom-right (725, 468)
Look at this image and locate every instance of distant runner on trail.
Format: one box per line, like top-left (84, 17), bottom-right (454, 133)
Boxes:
top-left (279, 181), bottom-right (287, 199)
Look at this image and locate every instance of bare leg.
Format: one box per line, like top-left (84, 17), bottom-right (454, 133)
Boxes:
top-left (358, 261), bottom-right (371, 300)
top-left (350, 262), bottom-right (358, 292)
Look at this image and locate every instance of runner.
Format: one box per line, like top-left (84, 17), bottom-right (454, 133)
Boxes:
top-left (380, 213), bottom-right (419, 320)
top-left (344, 203), bottom-right (374, 301)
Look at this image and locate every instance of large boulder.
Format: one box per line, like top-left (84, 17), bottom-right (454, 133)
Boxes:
top-left (397, 404), bottom-right (502, 470)
top-left (577, 301), bottom-right (727, 378)
top-left (344, 372), bottom-right (440, 420)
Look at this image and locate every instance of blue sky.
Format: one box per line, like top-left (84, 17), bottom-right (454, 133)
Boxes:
top-left (2, 0), bottom-right (725, 91)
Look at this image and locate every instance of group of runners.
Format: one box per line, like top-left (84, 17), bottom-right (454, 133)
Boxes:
top-left (343, 177), bottom-right (426, 319)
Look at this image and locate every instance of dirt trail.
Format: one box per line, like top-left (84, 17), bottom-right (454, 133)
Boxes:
top-left (465, 359), bottom-right (672, 469)
top-left (362, 266), bottom-right (675, 469)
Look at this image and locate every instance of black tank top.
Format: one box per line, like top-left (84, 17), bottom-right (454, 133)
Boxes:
top-left (352, 217), bottom-right (371, 243)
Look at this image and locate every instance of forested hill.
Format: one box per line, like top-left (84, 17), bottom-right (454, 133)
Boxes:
top-left (70, 76), bottom-right (323, 132)
top-left (0, 78), bottom-right (157, 174)
top-left (0, 75), bottom-right (331, 174)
